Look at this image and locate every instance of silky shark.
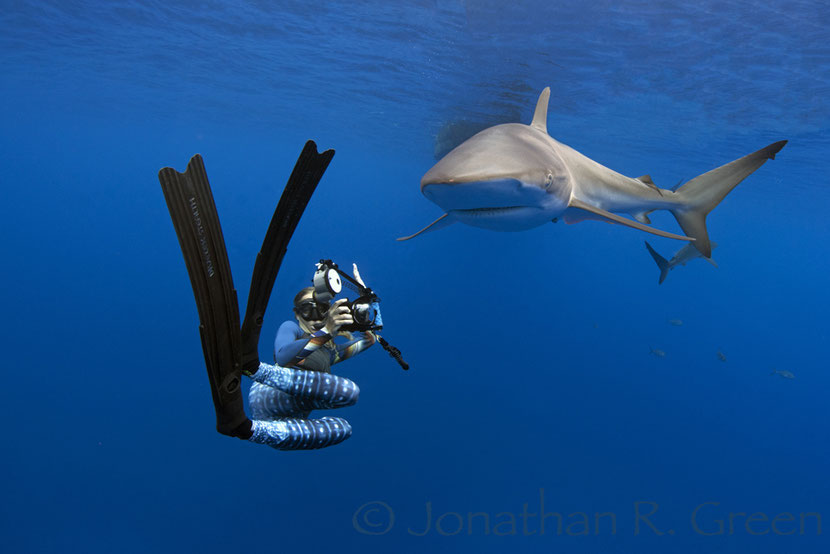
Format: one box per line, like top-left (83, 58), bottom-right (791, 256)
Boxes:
top-left (399, 88), bottom-right (786, 257)
top-left (644, 240), bottom-right (718, 285)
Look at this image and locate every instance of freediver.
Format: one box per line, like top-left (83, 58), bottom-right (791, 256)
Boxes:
top-left (160, 141), bottom-right (404, 451)
top-left (160, 141), bottom-right (349, 450)
top-left (159, 141), bottom-right (409, 450)
top-left (248, 268), bottom-right (381, 449)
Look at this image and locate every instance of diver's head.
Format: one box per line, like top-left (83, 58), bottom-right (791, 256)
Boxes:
top-left (293, 286), bottom-right (329, 332)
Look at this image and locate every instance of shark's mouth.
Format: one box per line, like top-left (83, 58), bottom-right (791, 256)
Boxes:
top-left (448, 206), bottom-right (551, 231)
top-left (453, 206), bottom-right (527, 215)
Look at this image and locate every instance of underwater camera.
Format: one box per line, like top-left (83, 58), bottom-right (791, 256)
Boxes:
top-left (311, 259), bottom-right (409, 370)
top-left (312, 259), bottom-right (380, 333)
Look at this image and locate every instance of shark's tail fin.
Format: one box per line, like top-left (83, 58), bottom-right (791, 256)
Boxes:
top-left (670, 141), bottom-right (787, 257)
top-left (644, 241), bottom-right (670, 284)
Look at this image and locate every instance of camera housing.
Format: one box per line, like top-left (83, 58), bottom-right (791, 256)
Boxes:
top-left (309, 259), bottom-right (408, 370)
top-left (312, 260), bottom-right (381, 332)
top-left (339, 295), bottom-right (380, 332)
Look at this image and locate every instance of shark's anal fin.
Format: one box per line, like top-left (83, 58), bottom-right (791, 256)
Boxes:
top-left (567, 198), bottom-right (693, 241)
top-left (397, 213), bottom-right (455, 241)
top-left (633, 210), bottom-right (653, 224)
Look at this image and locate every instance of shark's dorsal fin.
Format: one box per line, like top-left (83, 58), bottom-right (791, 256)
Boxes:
top-left (397, 213), bottom-right (455, 241)
top-left (567, 197), bottom-right (693, 241)
top-left (531, 87), bottom-right (550, 134)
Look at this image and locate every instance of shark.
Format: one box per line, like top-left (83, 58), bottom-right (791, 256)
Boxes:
top-left (645, 240), bottom-right (718, 284)
top-left (399, 87), bottom-right (786, 258)
top-left (771, 369), bottom-right (795, 379)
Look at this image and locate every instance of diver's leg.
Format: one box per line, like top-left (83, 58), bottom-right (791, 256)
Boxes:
top-left (249, 416), bottom-right (352, 450)
top-left (252, 363), bottom-right (360, 410)
top-left (249, 381), bottom-right (311, 420)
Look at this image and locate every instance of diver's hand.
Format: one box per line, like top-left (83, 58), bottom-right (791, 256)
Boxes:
top-left (323, 299), bottom-right (353, 335)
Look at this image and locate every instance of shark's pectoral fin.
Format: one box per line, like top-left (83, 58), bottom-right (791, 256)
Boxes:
top-left (567, 198), bottom-right (693, 241)
top-left (397, 213), bottom-right (456, 241)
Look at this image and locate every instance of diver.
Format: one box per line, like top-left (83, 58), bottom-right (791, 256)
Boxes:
top-left (160, 142), bottom-right (406, 451)
top-left (160, 141), bottom-right (349, 451)
top-left (247, 263), bottom-right (381, 449)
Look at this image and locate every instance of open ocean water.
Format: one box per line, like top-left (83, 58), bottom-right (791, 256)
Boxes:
top-left (1, 1), bottom-right (828, 552)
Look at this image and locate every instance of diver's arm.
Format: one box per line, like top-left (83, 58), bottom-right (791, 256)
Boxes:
top-left (274, 320), bottom-right (331, 367)
top-left (332, 331), bottom-right (377, 364)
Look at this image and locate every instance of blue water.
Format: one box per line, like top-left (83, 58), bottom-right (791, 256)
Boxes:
top-left (2, 1), bottom-right (828, 552)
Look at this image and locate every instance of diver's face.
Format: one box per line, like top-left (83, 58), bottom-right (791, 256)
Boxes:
top-left (295, 292), bottom-right (326, 331)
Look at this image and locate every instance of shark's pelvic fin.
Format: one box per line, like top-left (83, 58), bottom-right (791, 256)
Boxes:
top-left (397, 213), bottom-right (455, 241)
top-left (531, 87), bottom-right (550, 134)
top-left (644, 241), bottom-right (671, 284)
top-left (672, 140), bottom-right (787, 257)
top-left (567, 197), bottom-right (693, 241)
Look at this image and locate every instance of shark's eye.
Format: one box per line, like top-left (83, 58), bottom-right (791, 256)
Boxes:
top-left (545, 172), bottom-right (553, 188)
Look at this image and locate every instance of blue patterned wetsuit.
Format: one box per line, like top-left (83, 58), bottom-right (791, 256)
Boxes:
top-left (247, 320), bottom-right (377, 450)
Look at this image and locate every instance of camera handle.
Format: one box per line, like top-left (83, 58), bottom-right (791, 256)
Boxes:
top-left (377, 336), bottom-right (409, 371)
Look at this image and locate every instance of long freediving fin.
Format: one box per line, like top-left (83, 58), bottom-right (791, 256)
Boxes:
top-left (159, 155), bottom-right (251, 438)
top-left (568, 197), bottom-right (693, 242)
top-left (240, 141), bottom-right (335, 374)
top-left (160, 141), bottom-right (335, 440)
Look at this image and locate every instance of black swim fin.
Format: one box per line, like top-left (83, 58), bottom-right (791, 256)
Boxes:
top-left (160, 141), bottom-right (335, 439)
top-left (240, 141), bottom-right (335, 374)
top-left (159, 155), bottom-right (250, 438)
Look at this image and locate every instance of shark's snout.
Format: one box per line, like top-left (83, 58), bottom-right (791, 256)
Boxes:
top-left (414, 120), bottom-right (574, 234)
top-left (420, 165), bottom-right (456, 190)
